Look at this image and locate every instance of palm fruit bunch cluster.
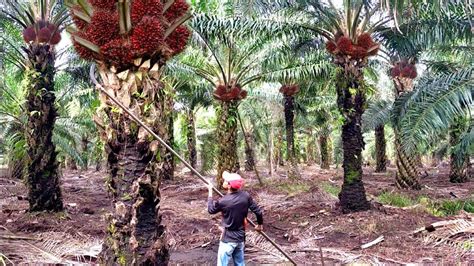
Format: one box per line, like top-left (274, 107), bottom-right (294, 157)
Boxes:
top-left (279, 84), bottom-right (299, 96)
top-left (390, 60), bottom-right (417, 79)
top-left (70, 0), bottom-right (191, 69)
top-left (326, 32), bottom-right (379, 59)
top-left (22, 20), bottom-right (61, 45)
top-left (213, 84), bottom-right (248, 102)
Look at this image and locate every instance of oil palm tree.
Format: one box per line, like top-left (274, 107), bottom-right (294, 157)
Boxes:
top-left (239, 87), bottom-right (284, 177)
top-left (67, 0), bottom-right (191, 263)
top-left (250, 0), bottom-right (388, 212)
top-left (376, 1), bottom-right (473, 187)
top-left (280, 84), bottom-right (302, 178)
top-left (364, 66), bottom-right (473, 186)
top-left (1, 0), bottom-right (68, 211)
top-left (0, 52), bottom-right (98, 178)
top-left (362, 99), bottom-right (390, 172)
top-left (177, 12), bottom-right (330, 187)
top-left (278, 0), bottom-right (472, 208)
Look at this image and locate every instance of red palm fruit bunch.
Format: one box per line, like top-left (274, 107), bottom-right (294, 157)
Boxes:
top-left (163, 0), bottom-right (191, 55)
top-left (213, 84), bottom-right (248, 102)
top-left (390, 61), bottom-right (417, 79)
top-left (165, 25), bottom-right (191, 56)
top-left (164, 0), bottom-right (189, 22)
top-left (130, 16), bottom-right (165, 56)
top-left (131, 0), bottom-right (163, 25)
top-left (326, 32), bottom-right (379, 59)
top-left (22, 20), bottom-right (61, 45)
top-left (279, 84), bottom-right (300, 96)
top-left (70, 0), bottom-right (191, 69)
top-left (89, 0), bottom-right (117, 10)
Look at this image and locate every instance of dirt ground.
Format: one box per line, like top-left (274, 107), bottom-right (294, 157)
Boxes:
top-left (0, 164), bottom-right (473, 265)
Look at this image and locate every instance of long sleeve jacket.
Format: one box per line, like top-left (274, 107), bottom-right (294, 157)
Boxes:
top-left (208, 190), bottom-right (263, 243)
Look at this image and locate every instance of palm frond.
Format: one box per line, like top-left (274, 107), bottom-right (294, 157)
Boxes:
top-left (363, 99), bottom-right (393, 132)
top-left (395, 67), bottom-right (473, 154)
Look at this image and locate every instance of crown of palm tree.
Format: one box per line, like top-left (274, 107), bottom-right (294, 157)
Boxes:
top-left (1, 0), bottom-right (68, 45)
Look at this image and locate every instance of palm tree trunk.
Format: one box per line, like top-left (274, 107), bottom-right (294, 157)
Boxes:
top-left (98, 68), bottom-right (169, 265)
top-left (200, 131), bottom-right (217, 173)
top-left (414, 154), bottom-right (423, 168)
top-left (392, 79), bottom-right (422, 190)
top-left (275, 134), bottom-right (284, 167)
top-left (335, 66), bottom-right (370, 213)
top-left (185, 109), bottom-right (197, 169)
top-left (449, 118), bottom-right (469, 183)
top-left (375, 125), bottom-right (387, 172)
top-left (268, 125), bottom-right (274, 176)
top-left (244, 131), bottom-right (256, 171)
top-left (394, 131), bottom-right (422, 189)
top-left (161, 109), bottom-right (175, 180)
top-left (25, 44), bottom-right (63, 212)
top-left (319, 135), bottom-right (330, 169)
top-left (284, 95), bottom-right (301, 179)
top-left (67, 157), bottom-right (78, 170)
top-left (81, 135), bottom-right (89, 170)
top-left (430, 151), bottom-right (439, 167)
top-left (306, 133), bottom-right (315, 166)
top-left (216, 101), bottom-right (240, 189)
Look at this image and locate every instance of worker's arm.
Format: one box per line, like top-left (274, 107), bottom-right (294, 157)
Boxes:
top-left (207, 183), bottom-right (221, 214)
top-left (248, 196), bottom-right (263, 227)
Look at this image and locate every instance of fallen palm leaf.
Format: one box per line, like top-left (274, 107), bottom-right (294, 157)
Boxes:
top-left (412, 218), bottom-right (474, 254)
top-left (0, 226), bottom-right (101, 264)
top-left (246, 230), bottom-right (287, 262)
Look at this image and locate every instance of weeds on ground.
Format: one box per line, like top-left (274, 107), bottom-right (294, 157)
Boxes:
top-left (377, 192), bottom-right (414, 207)
top-left (418, 196), bottom-right (474, 216)
top-left (320, 182), bottom-right (340, 197)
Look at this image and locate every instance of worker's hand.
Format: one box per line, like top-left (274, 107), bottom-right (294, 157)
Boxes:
top-left (255, 224), bottom-right (263, 232)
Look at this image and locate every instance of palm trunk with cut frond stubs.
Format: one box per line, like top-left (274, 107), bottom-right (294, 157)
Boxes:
top-left (319, 135), bottom-right (330, 169)
top-left (394, 131), bottom-right (422, 189)
top-left (335, 65), bottom-right (370, 213)
top-left (375, 125), bottom-right (387, 172)
top-left (449, 118), bottom-right (470, 183)
top-left (160, 105), bottom-right (175, 181)
top-left (216, 101), bottom-right (240, 189)
top-left (393, 79), bottom-right (422, 190)
top-left (25, 43), bottom-right (63, 212)
top-left (244, 131), bottom-right (256, 171)
top-left (201, 131), bottom-right (217, 173)
top-left (97, 66), bottom-right (169, 265)
top-left (283, 95), bottom-right (301, 179)
top-left (185, 109), bottom-right (197, 169)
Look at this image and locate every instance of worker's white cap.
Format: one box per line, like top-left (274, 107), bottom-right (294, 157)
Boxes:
top-left (222, 171), bottom-right (244, 189)
top-left (222, 171), bottom-right (242, 182)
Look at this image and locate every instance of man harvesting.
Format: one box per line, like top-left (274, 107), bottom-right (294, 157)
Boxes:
top-left (208, 171), bottom-right (264, 266)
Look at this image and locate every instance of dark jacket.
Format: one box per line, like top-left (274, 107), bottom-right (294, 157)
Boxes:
top-left (208, 190), bottom-right (263, 243)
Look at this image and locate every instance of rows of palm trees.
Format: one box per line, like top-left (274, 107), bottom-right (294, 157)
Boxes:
top-left (0, 0), bottom-right (472, 264)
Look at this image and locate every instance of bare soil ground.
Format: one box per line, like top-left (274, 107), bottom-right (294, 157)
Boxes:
top-left (0, 164), bottom-right (473, 265)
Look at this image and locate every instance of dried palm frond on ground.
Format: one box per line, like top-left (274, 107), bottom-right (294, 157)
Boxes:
top-left (412, 217), bottom-right (474, 255)
top-left (245, 230), bottom-right (287, 263)
top-left (0, 226), bottom-right (101, 264)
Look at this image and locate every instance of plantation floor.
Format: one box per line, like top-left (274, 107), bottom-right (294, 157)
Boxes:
top-left (0, 164), bottom-right (472, 264)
